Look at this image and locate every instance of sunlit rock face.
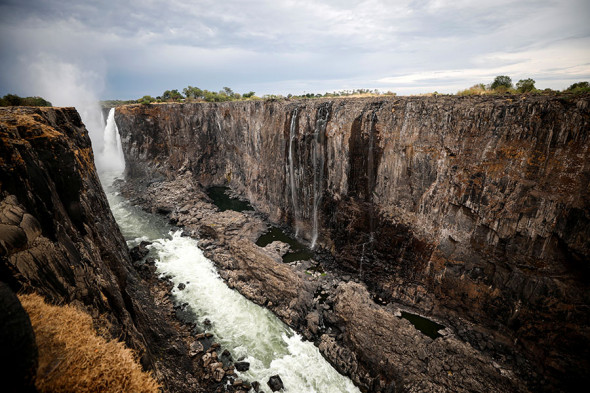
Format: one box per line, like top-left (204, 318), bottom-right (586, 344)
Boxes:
top-left (116, 95), bottom-right (590, 390)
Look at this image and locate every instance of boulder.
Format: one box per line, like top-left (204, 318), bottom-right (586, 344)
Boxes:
top-left (234, 361), bottom-right (250, 372)
top-left (267, 375), bottom-right (284, 391)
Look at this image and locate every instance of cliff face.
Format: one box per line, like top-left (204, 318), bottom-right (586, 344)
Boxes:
top-left (0, 106), bottom-right (199, 392)
top-left (116, 95), bottom-right (590, 389)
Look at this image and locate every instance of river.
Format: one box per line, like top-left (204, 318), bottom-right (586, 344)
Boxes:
top-left (99, 170), bottom-right (360, 393)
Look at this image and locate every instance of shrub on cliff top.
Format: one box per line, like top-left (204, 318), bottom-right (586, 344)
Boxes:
top-left (516, 78), bottom-right (536, 93)
top-left (19, 293), bottom-right (160, 393)
top-left (138, 95), bottom-right (156, 105)
top-left (457, 83), bottom-right (489, 96)
top-left (565, 81), bottom-right (590, 94)
top-left (491, 75), bottom-right (513, 90)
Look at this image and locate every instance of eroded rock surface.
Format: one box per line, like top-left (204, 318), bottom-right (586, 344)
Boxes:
top-left (115, 95), bottom-right (590, 392)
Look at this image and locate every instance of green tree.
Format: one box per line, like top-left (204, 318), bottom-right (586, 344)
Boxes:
top-left (162, 89), bottom-right (183, 101)
top-left (516, 78), bottom-right (536, 93)
top-left (491, 75), bottom-right (513, 90)
top-left (0, 94), bottom-right (52, 107)
top-left (242, 91), bottom-right (255, 99)
top-left (222, 87), bottom-right (234, 96)
top-left (565, 81), bottom-right (590, 93)
top-left (138, 95), bottom-right (156, 105)
top-left (183, 86), bottom-right (204, 100)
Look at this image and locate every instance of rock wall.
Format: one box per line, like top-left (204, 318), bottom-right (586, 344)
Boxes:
top-left (116, 95), bottom-right (590, 390)
top-left (0, 106), bottom-right (201, 392)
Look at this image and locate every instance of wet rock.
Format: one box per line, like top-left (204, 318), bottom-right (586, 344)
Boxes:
top-left (202, 352), bottom-right (213, 367)
top-left (234, 361), bottom-right (250, 372)
top-left (267, 375), bottom-right (284, 391)
top-left (130, 241), bottom-right (151, 261)
top-left (251, 381), bottom-right (260, 392)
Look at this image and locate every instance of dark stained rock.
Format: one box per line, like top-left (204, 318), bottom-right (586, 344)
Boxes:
top-left (129, 240), bottom-right (151, 261)
top-left (0, 282), bottom-right (37, 393)
top-left (234, 361), bottom-right (250, 372)
top-left (267, 375), bottom-right (284, 391)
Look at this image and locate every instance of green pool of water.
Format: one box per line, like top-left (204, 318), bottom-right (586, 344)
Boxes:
top-left (400, 311), bottom-right (444, 339)
top-left (207, 186), bottom-right (253, 212)
top-left (256, 227), bottom-right (314, 263)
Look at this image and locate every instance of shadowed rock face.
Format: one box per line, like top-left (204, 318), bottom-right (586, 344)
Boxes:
top-left (116, 95), bottom-right (590, 391)
top-left (0, 107), bottom-right (201, 392)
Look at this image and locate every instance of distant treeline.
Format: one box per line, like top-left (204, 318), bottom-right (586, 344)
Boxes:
top-left (100, 78), bottom-right (590, 107)
top-left (0, 94), bottom-right (52, 107)
top-left (457, 77), bottom-right (590, 96)
top-left (101, 86), bottom-right (398, 107)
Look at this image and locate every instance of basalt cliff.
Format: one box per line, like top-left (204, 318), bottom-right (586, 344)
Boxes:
top-left (115, 95), bottom-right (590, 392)
top-left (0, 106), bottom-right (208, 392)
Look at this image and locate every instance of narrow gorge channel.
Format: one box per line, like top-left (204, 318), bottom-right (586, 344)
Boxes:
top-left (99, 121), bottom-right (360, 392)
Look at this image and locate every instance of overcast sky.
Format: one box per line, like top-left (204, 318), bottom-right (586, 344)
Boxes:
top-left (1, 0), bottom-right (589, 102)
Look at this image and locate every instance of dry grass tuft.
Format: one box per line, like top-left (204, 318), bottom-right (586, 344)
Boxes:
top-left (19, 293), bottom-right (160, 393)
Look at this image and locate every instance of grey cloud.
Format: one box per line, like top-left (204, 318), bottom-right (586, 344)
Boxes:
top-left (0, 0), bottom-right (589, 99)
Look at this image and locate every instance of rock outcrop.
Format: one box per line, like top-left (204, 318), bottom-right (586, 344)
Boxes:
top-left (115, 95), bottom-right (590, 392)
top-left (0, 106), bottom-right (203, 392)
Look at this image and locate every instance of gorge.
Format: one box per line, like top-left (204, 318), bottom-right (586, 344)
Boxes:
top-left (114, 94), bottom-right (589, 392)
top-left (1, 94), bottom-right (589, 393)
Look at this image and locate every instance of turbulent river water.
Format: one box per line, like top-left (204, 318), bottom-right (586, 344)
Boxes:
top-left (100, 170), bottom-right (360, 393)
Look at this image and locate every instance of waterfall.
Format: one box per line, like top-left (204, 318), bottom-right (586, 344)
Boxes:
top-left (288, 108), bottom-right (300, 236)
top-left (367, 111), bottom-right (377, 234)
top-left (310, 105), bottom-right (329, 249)
top-left (359, 232), bottom-right (374, 280)
top-left (359, 112), bottom-right (377, 277)
top-left (97, 108), bottom-right (125, 175)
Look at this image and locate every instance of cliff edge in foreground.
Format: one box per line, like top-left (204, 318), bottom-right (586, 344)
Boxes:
top-left (0, 106), bottom-right (200, 392)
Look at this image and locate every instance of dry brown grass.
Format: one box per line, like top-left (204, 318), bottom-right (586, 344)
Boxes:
top-left (19, 293), bottom-right (160, 393)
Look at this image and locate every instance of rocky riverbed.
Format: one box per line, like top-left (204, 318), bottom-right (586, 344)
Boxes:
top-left (119, 170), bottom-right (533, 393)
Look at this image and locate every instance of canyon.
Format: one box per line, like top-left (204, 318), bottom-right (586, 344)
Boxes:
top-left (1, 94), bottom-right (588, 392)
top-left (115, 94), bottom-right (589, 392)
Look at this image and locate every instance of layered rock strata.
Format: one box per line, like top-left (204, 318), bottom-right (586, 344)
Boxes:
top-left (0, 107), bottom-right (204, 392)
top-left (116, 95), bottom-right (590, 392)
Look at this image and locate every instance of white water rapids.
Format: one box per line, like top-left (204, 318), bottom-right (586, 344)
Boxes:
top-left (97, 109), bottom-right (360, 393)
